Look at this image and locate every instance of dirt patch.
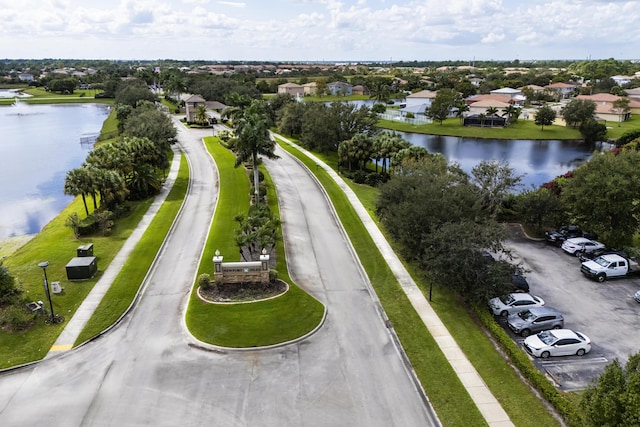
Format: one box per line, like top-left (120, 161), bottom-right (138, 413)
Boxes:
top-left (199, 280), bottom-right (288, 303)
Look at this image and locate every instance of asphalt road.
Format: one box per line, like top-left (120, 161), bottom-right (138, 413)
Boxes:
top-left (504, 226), bottom-right (640, 390)
top-left (0, 125), bottom-right (436, 426)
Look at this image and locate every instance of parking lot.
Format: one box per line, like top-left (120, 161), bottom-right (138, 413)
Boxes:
top-left (501, 225), bottom-right (640, 390)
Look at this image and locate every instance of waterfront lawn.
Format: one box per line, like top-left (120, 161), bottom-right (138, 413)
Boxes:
top-left (276, 136), bottom-right (561, 427)
top-left (185, 137), bottom-right (324, 347)
top-left (74, 153), bottom-right (189, 345)
top-left (378, 117), bottom-right (582, 140)
top-left (1, 196), bottom-right (153, 368)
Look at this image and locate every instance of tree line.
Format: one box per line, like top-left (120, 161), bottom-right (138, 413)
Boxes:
top-left (64, 79), bottom-right (176, 237)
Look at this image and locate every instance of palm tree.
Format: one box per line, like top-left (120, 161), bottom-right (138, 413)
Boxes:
top-left (233, 100), bottom-right (279, 204)
top-left (194, 104), bottom-right (209, 126)
top-left (485, 106), bottom-right (499, 116)
top-left (455, 101), bottom-right (470, 125)
top-left (64, 168), bottom-right (92, 216)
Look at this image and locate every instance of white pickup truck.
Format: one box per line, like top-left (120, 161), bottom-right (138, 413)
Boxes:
top-left (580, 254), bottom-right (640, 282)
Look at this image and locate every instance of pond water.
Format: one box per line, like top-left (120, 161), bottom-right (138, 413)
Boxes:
top-left (0, 102), bottom-right (110, 239)
top-left (394, 132), bottom-right (609, 190)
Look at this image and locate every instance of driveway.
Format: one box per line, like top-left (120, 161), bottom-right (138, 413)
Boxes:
top-left (0, 126), bottom-right (436, 426)
top-left (505, 226), bottom-right (640, 390)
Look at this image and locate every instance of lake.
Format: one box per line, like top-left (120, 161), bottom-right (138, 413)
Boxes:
top-left (0, 102), bottom-right (110, 239)
top-left (394, 132), bottom-right (610, 190)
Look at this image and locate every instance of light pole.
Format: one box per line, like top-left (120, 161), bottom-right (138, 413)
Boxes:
top-left (38, 261), bottom-right (55, 323)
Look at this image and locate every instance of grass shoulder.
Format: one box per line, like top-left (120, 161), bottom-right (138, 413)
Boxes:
top-left (74, 152), bottom-right (189, 344)
top-left (377, 117), bottom-right (583, 140)
top-left (184, 137), bottom-right (324, 348)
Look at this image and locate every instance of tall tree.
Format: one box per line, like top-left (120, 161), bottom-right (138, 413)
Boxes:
top-left (376, 156), bottom-right (509, 302)
top-left (470, 161), bottom-right (523, 218)
top-left (233, 100), bottom-right (279, 204)
top-left (561, 99), bottom-right (596, 128)
top-left (534, 104), bottom-right (557, 131)
top-left (427, 88), bottom-right (459, 124)
top-left (64, 167), bottom-right (94, 217)
top-left (611, 97), bottom-right (631, 127)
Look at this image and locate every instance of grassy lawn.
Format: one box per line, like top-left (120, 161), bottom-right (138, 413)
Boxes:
top-left (378, 117), bottom-right (583, 140)
top-left (275, 136), bottom-right (562, 427)
top-left (1, 195), bottom-right (154, 368)
top-left (184, 137), bottom-right (324, 347)
top-left (74, 153), bottom-right (189, 344)
top-left (603, 113), bottom-right (640, 140)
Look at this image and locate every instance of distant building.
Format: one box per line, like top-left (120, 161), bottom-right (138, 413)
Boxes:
top-left (327, 81), bottom-right (352, 95)
top-left (277, 82), bottom-right (304, 97)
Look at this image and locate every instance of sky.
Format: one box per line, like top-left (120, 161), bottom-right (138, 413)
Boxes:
top-left (1, 0), bottom-right (639, 62)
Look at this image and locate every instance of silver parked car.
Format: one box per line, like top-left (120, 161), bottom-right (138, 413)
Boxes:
top-left (488, 293), bottom-right (545, 317)
top-left (507, 307), bottom-right (564, 337)
top-left (561, 237), bottom-right (605, 256)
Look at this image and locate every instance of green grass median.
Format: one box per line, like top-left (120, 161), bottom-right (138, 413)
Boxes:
top-left (185, 137), bottom-right (324, 348)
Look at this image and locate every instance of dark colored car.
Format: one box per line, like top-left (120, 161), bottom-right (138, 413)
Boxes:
top-left (544, 225), bottom-right (598, 246)
top-left (511, 274), bottom-right (530, 293)
top-left (545, 225), bottom-right (583, 246)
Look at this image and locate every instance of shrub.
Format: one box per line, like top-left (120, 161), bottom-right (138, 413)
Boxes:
top-left (198, 273), bottom-right (212, 291)
top-left (351, 170), bottom-right (367, 184)
top-left (269, 269), bottom-right (278, 283)
top-left (0, 305), bottom-right (36, 331)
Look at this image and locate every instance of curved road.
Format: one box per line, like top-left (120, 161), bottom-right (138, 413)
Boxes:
top-left (0, 123), bottom-right (436, 426)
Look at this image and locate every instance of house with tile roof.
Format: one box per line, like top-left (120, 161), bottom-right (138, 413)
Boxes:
top-left (183, 94), bottom-right (207, 123)
top-left (576, 93), bottom-right (640, 122)
top-left (278, 82), bottom-right (305, 97)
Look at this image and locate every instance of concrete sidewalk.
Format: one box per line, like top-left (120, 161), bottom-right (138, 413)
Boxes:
top-left (47, 146), bottom-right (182, 357)
top-left (274, 134), bottom-right (515, 427)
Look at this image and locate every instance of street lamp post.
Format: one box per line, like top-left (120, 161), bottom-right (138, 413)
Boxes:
top-left (38, 261), bottom-right (55, 323)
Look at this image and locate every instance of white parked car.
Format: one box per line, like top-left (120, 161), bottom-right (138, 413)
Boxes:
top-left (634, 289), bottom-right (640, 303)
top-left (561, 237), bottom-right (605, 256)
top-left (488, 293), bottom-right (545, 317)
top-left (524, 329), bottom-right (591, 358)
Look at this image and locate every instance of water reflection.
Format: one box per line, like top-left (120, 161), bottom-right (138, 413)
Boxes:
top-left (0, 103), bottom-right (109, 239)
top-left (394, 132), bottom-right (605, 190)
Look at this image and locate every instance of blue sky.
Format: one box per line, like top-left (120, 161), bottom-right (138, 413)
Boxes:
top-left (1, 0), bottom-right (638, 61)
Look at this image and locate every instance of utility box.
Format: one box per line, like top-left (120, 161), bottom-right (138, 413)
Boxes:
top-left (65, 256), bottom-right (98, 280)
top-left (77, 243), bottom-right (94, 257)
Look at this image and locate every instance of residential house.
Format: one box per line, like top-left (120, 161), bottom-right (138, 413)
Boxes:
top-left (490, 87), bottom-right (523, 99)
top-left (278, 82), bottom-right (305, 97)
top-left (468, 77), bottom-right (483, 87)
top-left (327, 81), bottom-right (353, 95)
top-left (18, 73), bottom-right (34, 82)
top-left (467, 99), bottom-right (511, 116)
top-left (183, 94), bottom-right (207, 123)
top-left (611, 75), bottom-right (634, 86)
top-left (545, 82), bottom-right (579, 99)
top-left (352, 85), bottom-right (369, 96)
top-left (625, 87), bottom-right (640, 100)
top-left (576, 93), bottom-right (639, 122)
top-left (405, 90), bottom-right (437, 109)
top-left (302, 82), bottom-right (317, 95)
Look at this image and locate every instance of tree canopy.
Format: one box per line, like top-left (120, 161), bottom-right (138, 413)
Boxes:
top-left (561, 149), bottom-right (640, 247)
top-left (534, 104), bottom-right (557, 131)
top-left (376, 157), bottom-right (514, 301)
top-left (561, 99), bottom-right (596, 128)
top-left (581, 352), bottom-right (640, 426)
